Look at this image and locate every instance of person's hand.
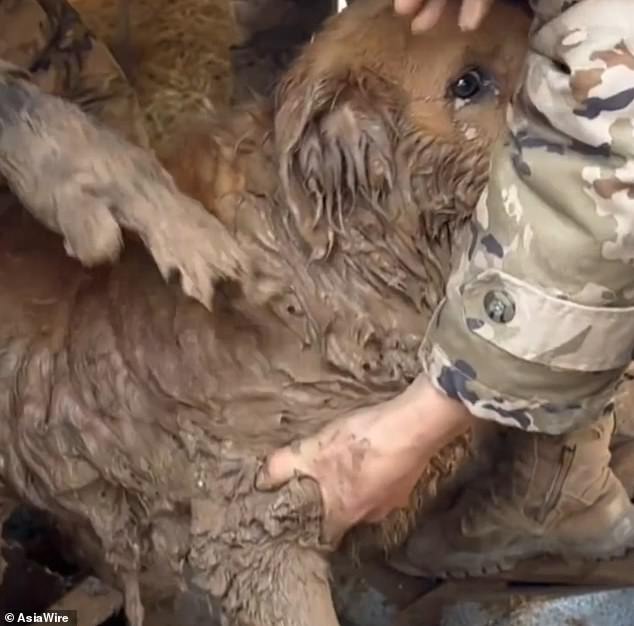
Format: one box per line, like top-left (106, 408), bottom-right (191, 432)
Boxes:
top-left (257, 375), bottom-right (473, 546)
top-left (395, 0), bottom-right (495, 33)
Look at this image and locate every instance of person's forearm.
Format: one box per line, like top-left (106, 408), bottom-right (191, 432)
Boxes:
top-left (391, 374), bottom-right (474, 456)
top-left (421, 0), bottom-right (634, 435)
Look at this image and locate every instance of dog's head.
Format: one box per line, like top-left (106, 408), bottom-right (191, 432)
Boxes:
top-left (274, 0), bottom-right (530, 257)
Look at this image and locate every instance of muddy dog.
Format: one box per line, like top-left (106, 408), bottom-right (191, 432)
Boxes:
top-left (0, 1), bottom-right (530, 625)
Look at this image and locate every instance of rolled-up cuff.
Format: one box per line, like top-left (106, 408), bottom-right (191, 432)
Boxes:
top-left (419, 292), bottom-right (625, 435)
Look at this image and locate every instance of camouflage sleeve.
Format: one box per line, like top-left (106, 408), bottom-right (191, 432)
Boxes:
top-left (419, 0), bottom-right (634, 434)
top-left (0, 0), bottom-right (148, 147)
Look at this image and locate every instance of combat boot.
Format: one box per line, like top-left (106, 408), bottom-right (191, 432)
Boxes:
top-left (390, 414), bottom-right (634, 578)
top-left (610, 366), bottom-right (634, 498)
top-left (229, 0), bottom-right (337, 102)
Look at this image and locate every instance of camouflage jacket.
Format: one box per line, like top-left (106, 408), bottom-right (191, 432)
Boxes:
top-left (0, 0), bottom-right (147, 147)
top-left (420, 0), bottom-right (634, 434)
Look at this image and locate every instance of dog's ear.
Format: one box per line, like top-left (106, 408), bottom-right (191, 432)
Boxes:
top-left (274, 64), bottom-right (406, 251)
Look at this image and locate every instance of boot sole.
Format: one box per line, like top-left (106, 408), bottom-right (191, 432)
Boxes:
top-left (389, 505), bottom-right (634, 580)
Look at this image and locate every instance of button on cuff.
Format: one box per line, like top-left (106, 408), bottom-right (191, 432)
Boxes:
top-left (460, 269), bottom-right (634, 372)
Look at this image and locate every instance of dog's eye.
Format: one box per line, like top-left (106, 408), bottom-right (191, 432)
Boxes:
top-left (450, 68), bottom-right (488, 101)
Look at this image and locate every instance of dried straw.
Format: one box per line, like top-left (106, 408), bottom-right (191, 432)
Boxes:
top-left (70, 0), bottom-right (237, 145)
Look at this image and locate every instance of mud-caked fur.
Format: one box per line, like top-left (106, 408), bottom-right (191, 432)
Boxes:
top-left (0, 1), bottom-right (530, 625)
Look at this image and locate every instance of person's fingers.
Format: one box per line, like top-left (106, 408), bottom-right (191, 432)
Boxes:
top-left (410, 0), bottom-right (448, 33)
top-left (394, 0), bottom-right (426, 15)
top-left (256, 427), bottom-right (338, 490)
top-left (256, 444), bottom-right (311, 490)
top-left (399, 0), bottom-right (495, 32)
top-left (458, 0), bottom-right (495, 30)
top-left (255, 433), bottom-right (351, 547)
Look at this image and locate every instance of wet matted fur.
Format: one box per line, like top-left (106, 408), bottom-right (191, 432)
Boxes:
top-left (0, 1), bottom-right (530, 625)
